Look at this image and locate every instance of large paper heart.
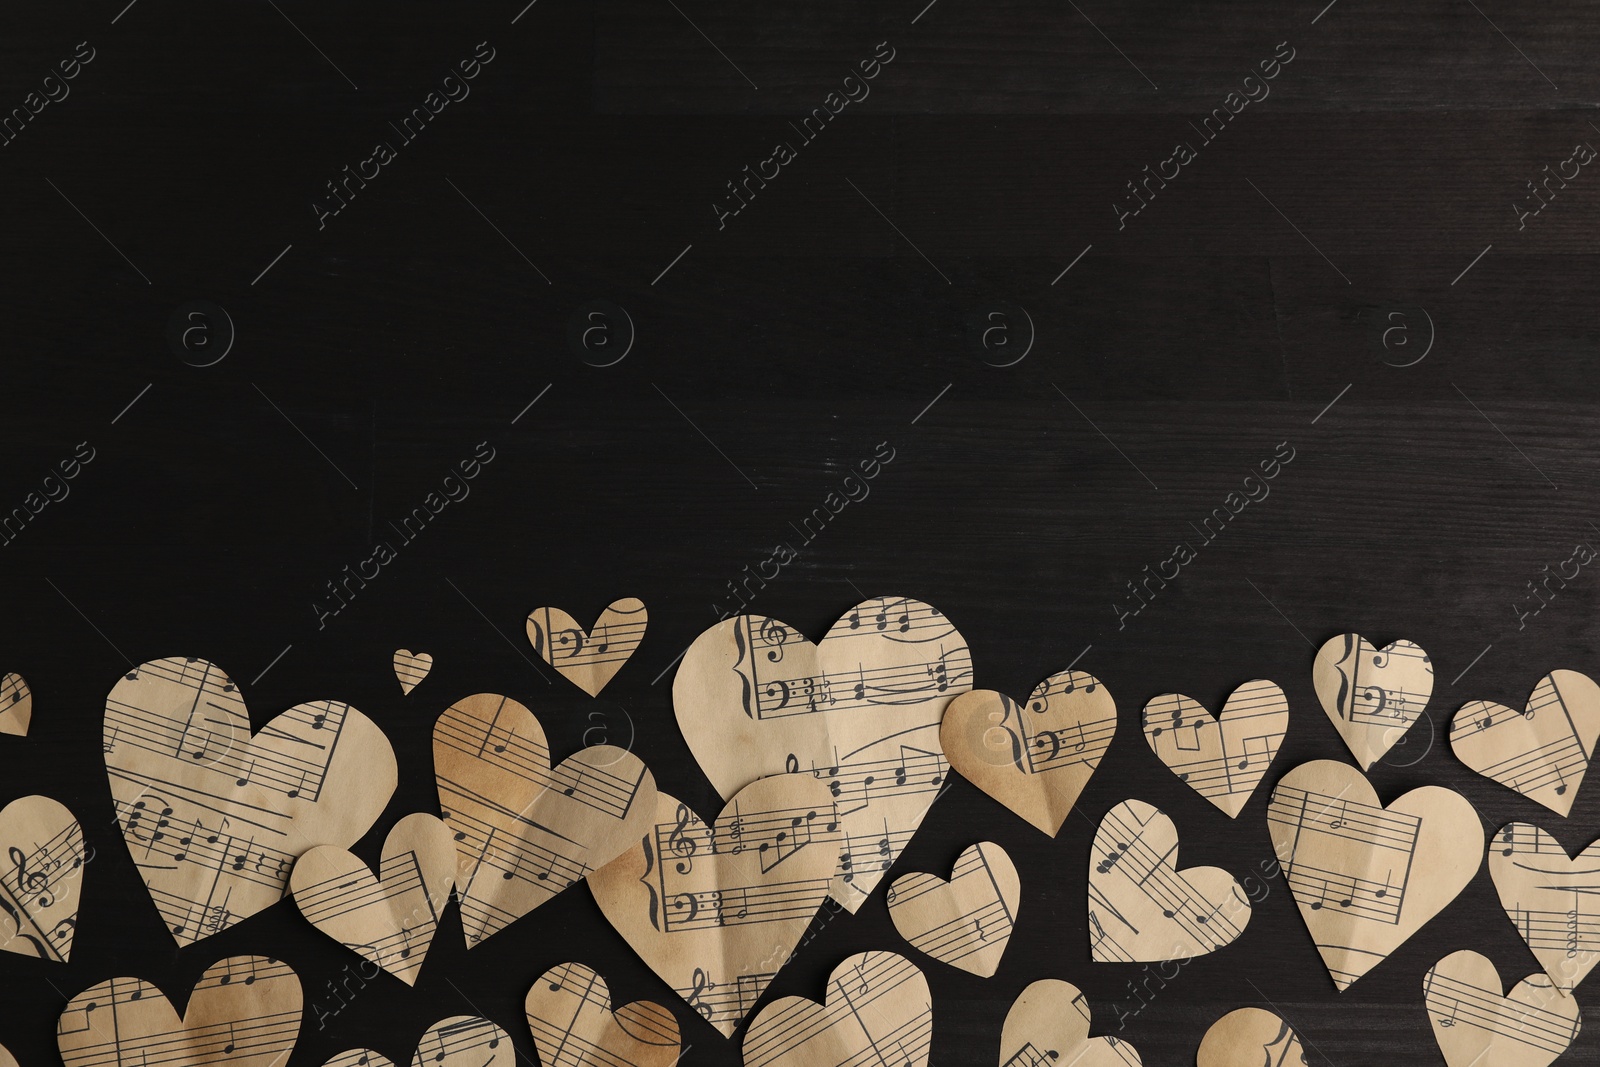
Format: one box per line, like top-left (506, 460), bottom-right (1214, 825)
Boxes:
top-left (527, 597), bottom-right (648, 696)
top-left (1424, 950), bottom-right (1581, 1067)
top-left (0, 672), bottom-right (30, 736)
top-left (434, 692), bottom-right (656, 947)
top-left (589, 775), bottom-right (838, 1038)
top-left (941, 669), bottom-right (1115, 837)
top-left (1489, 822), bottom-right (1600, 993)
top-left (1196, 1007), bottom-right (1306, 1067)
top-left (1312, 633), bottom-right (1433, 769)
top-left (1087, 799), bottom-right (1251, 962)
top-left (527, 961), bottom-right (681, 1067)
top-left (887, 841), bottom-right (1018, 977)
top-left (743, 951), bottom-right (931, 1067)
top-left (1451, 671), bottom-right (1600, 815)
top-left (1142, 679), bottom-right (1288, 818)
top-left (392, 649), bottom-right (433, 696)
top-left (677, 596), bottom-right (972, 910)
top-left (0, 795), bottom-right (87, 962)
top-left (105, 657), bottom-right (397, 945)
top-left (321, 1015), bottom-right (514, 1067)
top-left (999, 978), bottom-right (1141, 1066)
top-left (58, 955), bottom-right (302, 1067)
top-left (291, 812), bottom-right (457, 985)
top-left (1267, 759), bottom-right (1483, 990)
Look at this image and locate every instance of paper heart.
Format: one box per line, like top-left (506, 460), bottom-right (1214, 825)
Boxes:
top-left (435, 692), bottom-right (656, 947)
top-left (743, 951), bottom-right (931, 1067)
top-left (1489, 822), bottom-right (1600, 993)
top-left (1312, 633), bottom-right (1433, 769)
top-left (999, 979), bottom-right (1141, 1067)
top-left (0, 795), bottom-right (88, 962)
top-left (0, 1045), bottom-right (14, 1067)
top-left (0, 672), bottom-right (31, 736)
top-left (1088, 799), bottom-right (1251, 962)
top-left (887, 841), bottom-right (1018, 977)
top-left (589, 775), bottom-right (838, 1038)
top-left (1142, 679), bottom-right (1288, 818)
top-left (291, 812), bottom-right (457, 985)
top-left (1267, 759), bottom-right (1483, 991)
top-left (527, 598), bottom-right (648, 696)
top-left (1195, 1007), bottom-right (1306, 1067)
top-left (1451, 671), bottom-right (1600, 815)
top-left (321, 1016), bottom-right (514, 1067)
top-left (1424, 950), bottom-right (1581, 1067)
top-left (393, 650), bottom-right (433, 696)
top-left (941, 669), bottom-right (1115, 837)
top-left (104, 657), bottom-right (397, 945)
top-left (58, 955), bottom-right (301, 1067)
top-left (677, 596), bottom-right (972, 910)
top-left (527, 961), bottom-right (682, 1067)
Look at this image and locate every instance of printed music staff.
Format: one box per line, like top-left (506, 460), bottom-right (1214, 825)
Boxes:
top-left (1142, 679), bottom-right (1288, 818)
top-left (1424, 950), bottom-right (1581, 1067)
top-left (1196, 1007), bottom-right (1307, 1067)
top-left (1312, 633), bottom-right (1434, 769)
top-left (1451, 670), bottom-right (1600, 816)
top-left (887, 841), bottom-right (1018, 977)
top-left (527, 598), bottom-right (648, 696)
top-left (742, 951), bottom-right (932, 1067)
top-left (999, 980), bottom-right (1140, 1067)
top-left (321, 1015), bottom-right (513, 1067)
top-left (392, 649), bottom-right (433, 696)
top-left (0, 672), bottom-right (31, 736)
top-left (1489, 821), bottom-right (1600, 994)
top-left (526, 962), bottom-right (682, 1067)
top-left (0, 795), bottom-right (87, 962)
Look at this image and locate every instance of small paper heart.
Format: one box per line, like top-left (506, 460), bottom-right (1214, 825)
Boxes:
top-left (1312, 633), bottom-right (1433, 769)
top-left (743, 952), bottom-right (931, 1067)
top-left (1489, 821), bottom-right (1600, 994)
top-left (0, 673), bottom-right (31, 736)
top-left (887, 841), bottom-right (1018, 977)
top-left (0, 795), bottom-right (87, 962)
top-left (1142, 679), bottom-right (1288, 818)
top-left (1425, 950), bottom-right (1580, 1067)
top-left (393, 650), bottom-right (434, 696)
top-left (1451, 670), bottom-right (1600, 815)
top-left (527, 962), bottom-right (681, 1067)
top-left (1196, 1007), bottom-right (1306, 1067)
top-left (527, 598), bottom-right (648, 696)
top-left (999, 978), bottom-right (1140, 1066)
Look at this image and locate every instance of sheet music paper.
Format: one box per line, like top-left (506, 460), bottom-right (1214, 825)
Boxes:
top-left (1195, 1007), bottom-right (1307, 1067)
top-left (676, 596), bottom-right (972, 910)
top-left (290, 812), bottom-right (457, 986)
top-left (1424, 949), bottom-right (1581, 1067)
top-left (527, 598), bottom-right (648, 697)
top-left (1489, 821), bottom-right (1600, 994)
top-left (588, 776), bottom-right (839, 1038)
top-left (321, 1015), bottom-right (514, 1067)
top-left (0, 1043), bottom-right (16, 1067)
top-left (1087, 799), bottom-right (1251, 962)
top-left (887, 841), bottom-right (1018, 977)
top-left (1312, 633), bottom-right (1433, 769)
top-left (1451, 670), bottom-right (1600, 816)
top-left (433, 692), bottom-right (656, 947)
top-left (392, 650), bottom-right (433, 696)
top-left (527, 961), bottom-right (682, 1067)
top-left (0, 672), bottom-right (31, 736)
top-left (941, 669), bottom-right (1115, 837)
top-left (998, 979), bottom-right (1141, 1067)
top-left (742, 950), bottom-right (932, 1067)
top-left (58, 955), bottom-right (302, 1067)
top-left (0, 795), bottom-right (87, 962)
top-left (1142, 679), bottom-right (1288, 818)
top-left (104, 657), bottom-right (398, 946)
top-left (1268, 759), bottom-right (1483, 991)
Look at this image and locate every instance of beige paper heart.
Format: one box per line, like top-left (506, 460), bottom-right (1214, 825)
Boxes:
top-left (1088, 799), bottom-right (1251, 962)
top-left (1268, 759), bottom-right (1482, 991)
top-left (321, 1015), bottom-right (514, 1067)
top-left (743, 951), bottom-right (931, 1067)
top-left (1451, 671), bottom-right (1600, 815)
top-left (1312, 633), bottom-right (1433, 769)
top-left (0, 795), bottom-right (88, 962)
top-left (1424, 950), bottom-right (1581, 1067)
top-left (291, 812), bottom-right (457, 985)
top-left (105, 657), bottom-right (397, 945)
top-left (679, 596), bottom-right (970, 910)
top-left (1142, 679), bottom-right (1288, 818)
top-left (999, 979), bottom-right (1141, 1066)
top-left (527, 598), bottom-right (648, 696)
top-left (434, 692), bottom-right (656, 947)
top-left (0, 672), bottom-right (31, 736)
top-left (940, 669), bottom-right (1115, 837)
top-left (1196, 1007), bottom-right (1306, 1067)
top-left (392, 650), bottom-right (433, 696)
top-left (527, 961), bottom-right (682, 1067)
top-left (589, 775), bottom-right (838, 1038)
top-left (1489, 822), bottom-right (1600, 994)
top-left (887, 841), bottom-right (1018, 977)
top-left (0, 1044), bottom-right (15, 1067)
top-left (58, 955), bottom-right (302, 1067)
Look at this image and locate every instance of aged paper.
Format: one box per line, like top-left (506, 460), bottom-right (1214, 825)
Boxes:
top-left (0, 672), bottom-right (30, 736)
top-left (941, 670), bottom-right (1115, 837)
top-left (433, 692), bottom-right (655, 947)
top-left (0, 1043), bottom-right (15, 1067)
top-left (527, 598), bottom-right (648, 696)
top-left (0, 794), bottom-right (87, 962)
top-left (105, 657), bottom-right (397, 945)
top-left (1489, 822), bottom-right (1600, 994)
top-left (1424, 950), bottom-right (1580, 1067)
top-left (1451, 671), bottom-right (1600, 815)
top-left (392, 650), bottom-right (433, 696)
top-left (527, 961), bottom-right (682, 1067)
top-left (322, 1016), bottom-right (514, 1067)
top-left (887, 841), bottom-right (1018, 977)
top-left (1195, 1007), bottom-right (1306, 1067)
top-left (1312, 633), bottom-right (1433, 769)
top-left (589, 775), bottom-right (838, 1038)
top-left (676, 596), bottom-right (972, 910)
top-left (1142, 679), bottom-right (1287, 818)
top-left (999, 979), bottom-right (1140, 1066)
top-left (1268, 759), bottom-right (1483, 990)
top-left (742, 951), bottom-right (931, 1067)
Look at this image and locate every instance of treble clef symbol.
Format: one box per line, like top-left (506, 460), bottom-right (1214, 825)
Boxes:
top-left (668, 804), bottom-right (697, 875)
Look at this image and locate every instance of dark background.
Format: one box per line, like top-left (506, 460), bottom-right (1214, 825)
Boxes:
top-left (4, 0), bottom-right (1600, 1063)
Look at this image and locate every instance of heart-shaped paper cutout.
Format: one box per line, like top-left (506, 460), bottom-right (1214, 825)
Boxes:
top-left (1489, 821), bottom-right (1600, 993)
top-left (1088, 799), bottom-right (1251, 962)
top-left (887, 841), bottom-right (1018, 977)
top-left (1313, 633), bottom-right (1433, 769)
top-left (0, 795), bottom-right (88, 962)
top-left (0, 672), bottom-right (31, 736)
top-left (58, 955), bottom-right (302, 1067)
top-left (434, 692), bottom-right (657, 947)
top-left (1424, 950), bottom-right (1581, 1067)
top-left (1451, 671), bottom-right (1600, 815)
top-left (105, 657), bottom-right (397, 945)
top-left (999, 979), bottom-right (1141, 1066)
top-left (527, 598), bottom-right (648, 696)
top-left (589, 775), bottom-right (838, 1038)
top-left (743, 951), bottom-right (931, 1067)
top-left (941, 669), bottom-right (1115, 837)
top-left (1142, 679), bottom-right (1288, 818)
top-left (321, 1015), bottom-right (514, 1067)
top-left (677, 596), bottom-right (972, 910)
top-left (527, 962), bottom-right (682, 1067)
top-left (1196, 1007), bottom-right (1306, 1067)
top-left (1268, 759), bottom-right (1483, 990)
top-left (291, 812), bottom-right (457, 985)
top-left (393, 650), bottom-right (433, 696)
top-left (0, 1045), bottom-right (15, 1067)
